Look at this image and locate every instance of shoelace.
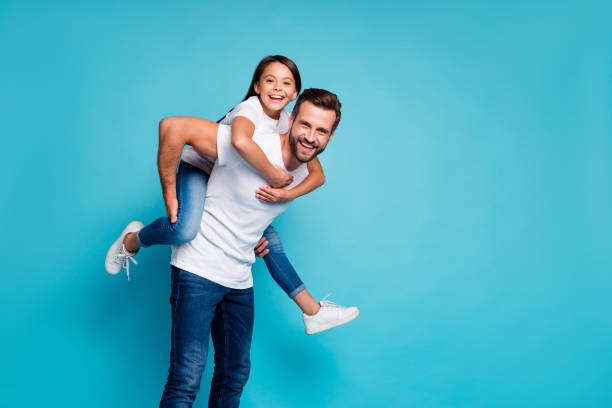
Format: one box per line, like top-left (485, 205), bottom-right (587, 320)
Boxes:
top-left (115, 245), bottom-right (138, 280)
top-left (320, 294), bottom-right (339, 308)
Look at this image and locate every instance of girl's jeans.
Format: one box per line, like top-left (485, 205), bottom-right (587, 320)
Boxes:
top-left (138, 161), bottom-right (306, 298)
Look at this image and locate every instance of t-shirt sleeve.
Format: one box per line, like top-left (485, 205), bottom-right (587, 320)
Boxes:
top-left (216, 124), bottom-right (241, 167)
top-left (231, 99), bottom-right (259, 125)
top-left (277, 110), bottom-right (290, 134)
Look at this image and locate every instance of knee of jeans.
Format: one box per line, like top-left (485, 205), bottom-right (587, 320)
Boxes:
top-left (166, 367), bottom-right (202, 396)
top-left (263, 229), bottom-right (282, 251)
top-left (266, 241), bottom-right (284, 255)
top-left (227, 359), bottom-right (251, 390)
top-left (171, 220), bottom-right (200, 244)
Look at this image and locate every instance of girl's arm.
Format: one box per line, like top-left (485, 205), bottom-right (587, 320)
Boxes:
top-left (255, 157), bottom-right (325, 203)
top-left (231, 116), bottom-right (293, 188)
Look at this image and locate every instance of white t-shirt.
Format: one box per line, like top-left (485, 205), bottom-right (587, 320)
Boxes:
top-left (180, 96), bottom-right (291, 173)
top-left (170, 124), bottom-right (308, 289)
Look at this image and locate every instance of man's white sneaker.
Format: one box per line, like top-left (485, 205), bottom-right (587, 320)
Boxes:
top-left (303, 299), bottom-right (360, 335)
top-left (105, 221), bottom-right (144, 279)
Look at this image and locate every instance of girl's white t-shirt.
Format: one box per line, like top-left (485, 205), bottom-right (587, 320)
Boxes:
top-left (180, 96), bottom-right (291, 173)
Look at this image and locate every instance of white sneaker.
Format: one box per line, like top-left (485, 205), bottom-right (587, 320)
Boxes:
top-left (105, 221), bottom-right (144, 279)
top-left (303, 297), bottom-right (360, 335)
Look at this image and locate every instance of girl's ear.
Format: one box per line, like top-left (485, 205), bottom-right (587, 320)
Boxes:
top-left (290, 90), bottom-right (298, 101)
top-left (253, 82), bottom-right (260, 95)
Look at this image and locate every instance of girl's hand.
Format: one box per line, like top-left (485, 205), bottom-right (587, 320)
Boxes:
top-left (254, 236), bottom-right (269, 257)
top-left (256, 186), bottom-right (293, 203)
top-left (266, 167), bottom-right (293, 188)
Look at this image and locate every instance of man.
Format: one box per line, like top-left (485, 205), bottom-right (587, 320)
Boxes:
top-left (155, 89), bottom-right (354, 407)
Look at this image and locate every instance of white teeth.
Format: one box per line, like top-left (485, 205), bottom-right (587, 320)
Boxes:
top-left (301, 142), bottom-right (313, 149)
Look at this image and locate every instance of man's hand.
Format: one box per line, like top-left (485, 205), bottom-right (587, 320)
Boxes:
top-left (254, 236), bottom-right (269, 257)
top-left (256, 186), bottom-right (293, 203)
top-left (266, 167), bottom-right (293, 188)
top-left (164, 190), bottom-right (179, 223)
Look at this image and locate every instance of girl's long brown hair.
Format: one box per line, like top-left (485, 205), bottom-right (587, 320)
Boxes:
top-left (218, 55), bottom-right (302, 122)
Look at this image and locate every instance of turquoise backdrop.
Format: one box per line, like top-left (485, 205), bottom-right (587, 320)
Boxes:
top-left (1, 1), bottom-right (610, 407)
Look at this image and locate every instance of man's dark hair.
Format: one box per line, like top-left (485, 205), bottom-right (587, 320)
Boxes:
top-left (291, 88), bottom-right (342, 133)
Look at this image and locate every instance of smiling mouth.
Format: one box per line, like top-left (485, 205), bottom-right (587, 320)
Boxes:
top-left (299, 141), bottom-right (315, 152)
top-left (269, 95), bottom-right (284, 102)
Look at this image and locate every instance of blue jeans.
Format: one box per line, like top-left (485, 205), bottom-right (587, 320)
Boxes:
top-left (262, 225), bottom-right (305, 298)
top-left (137, 161), bottom-right (305, 298)
top-left (160, 266), bottom-right (254, 408)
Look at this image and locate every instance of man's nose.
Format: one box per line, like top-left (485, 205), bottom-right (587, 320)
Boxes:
top-left (304, 130), bottom-right (315, 142)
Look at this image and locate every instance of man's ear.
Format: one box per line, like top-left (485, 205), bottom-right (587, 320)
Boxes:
top-left (288, 113), bottom-right (294, 128)
top-left (328, 132), bottom-right (335, 142)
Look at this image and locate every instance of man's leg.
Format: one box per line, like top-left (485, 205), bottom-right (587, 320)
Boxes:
top-left (208, 287), bottom-right (255, 408)
top-left (160, 267), bottom-right (228, 408)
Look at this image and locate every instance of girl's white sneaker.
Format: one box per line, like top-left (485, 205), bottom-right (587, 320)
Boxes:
top-left (105, 221), bottom-right (144, 279)
top-left (303, 299), bottom-right (360, 335)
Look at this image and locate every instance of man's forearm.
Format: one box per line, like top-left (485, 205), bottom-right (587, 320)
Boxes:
top-left (157, 118), bottom-right (185, 197)
top-left (156, 116), bottom-right (219, 199)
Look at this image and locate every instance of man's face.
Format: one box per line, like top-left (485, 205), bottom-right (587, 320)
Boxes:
top-left (288, 101), bottom-right (336, 163)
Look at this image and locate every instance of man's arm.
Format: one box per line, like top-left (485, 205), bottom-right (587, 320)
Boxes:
top-left (157, 116), bottom-right (219, 222)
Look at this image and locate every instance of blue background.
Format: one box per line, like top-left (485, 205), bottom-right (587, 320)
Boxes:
top-left (1, 1), bottom-right (610, 407)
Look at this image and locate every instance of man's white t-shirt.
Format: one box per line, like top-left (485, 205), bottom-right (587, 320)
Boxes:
top-left (170, 124), bottom-right (308, 289)
top-left (180, 96), bottom-right (291, 173)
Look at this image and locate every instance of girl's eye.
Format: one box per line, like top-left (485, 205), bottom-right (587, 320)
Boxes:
top-left (284, 82), bottom-right (291, 86)
top-left (266, 79), bottom-right (273, 83)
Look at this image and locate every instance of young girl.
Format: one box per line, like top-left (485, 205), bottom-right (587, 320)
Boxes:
top-left (105, 55), bottom-right (359, 334)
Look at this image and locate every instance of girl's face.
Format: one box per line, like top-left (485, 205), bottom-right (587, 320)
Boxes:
top-left (253, 62), bottom-right (298, 119)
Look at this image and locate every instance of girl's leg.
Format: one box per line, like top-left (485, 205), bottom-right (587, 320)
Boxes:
top-left (262, 225), bottom-right (320, 315)
top-left (126, 161), bottom-right (209, 252)
top-left (262, 225), bottom-right (360, 334)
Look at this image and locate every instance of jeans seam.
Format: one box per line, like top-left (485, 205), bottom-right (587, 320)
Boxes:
top-left (216, 301), bottom-right (229, 406)
top-left (266, 254), bottom-right (303, 298)
top-left (171, 270), bottom-right (180, 377)
top-left (288, 283), bottom-right (306, 299)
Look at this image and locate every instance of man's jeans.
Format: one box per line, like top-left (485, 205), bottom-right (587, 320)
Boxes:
top-left (137, 161), bottom-right (305, 299)
top-left (160, 266), bottom-right (254, 408)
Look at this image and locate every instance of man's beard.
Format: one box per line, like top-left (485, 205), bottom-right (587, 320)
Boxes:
top-left (288, 124), bottom-right (326, 163)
